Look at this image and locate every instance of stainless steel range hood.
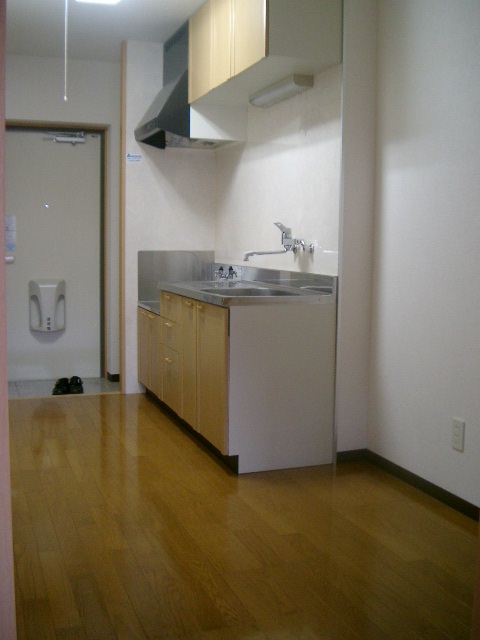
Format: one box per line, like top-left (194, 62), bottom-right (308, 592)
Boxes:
top-left (134, 24), bottom-right (229, 150)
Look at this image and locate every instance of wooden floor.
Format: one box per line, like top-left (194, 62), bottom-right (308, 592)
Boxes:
top-left (9, 393), bottom-right (478, 640)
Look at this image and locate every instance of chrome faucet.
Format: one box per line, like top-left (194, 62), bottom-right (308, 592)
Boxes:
top-left (243, 247), bottom-right (289, 261)
top-left (243, 222), bottom-right (306, 261)
top-left (274, 222), bottom-right (292, 240)
top-left (215, 265), bottom-right (238, 279)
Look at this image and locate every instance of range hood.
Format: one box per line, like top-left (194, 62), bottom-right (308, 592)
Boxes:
top-left (134, 24), bottom-right (231, 150)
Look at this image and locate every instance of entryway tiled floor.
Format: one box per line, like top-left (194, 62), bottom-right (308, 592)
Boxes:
top-left (8, 377), bottom-right (120, 398)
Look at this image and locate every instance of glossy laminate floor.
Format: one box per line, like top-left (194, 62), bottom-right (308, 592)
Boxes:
top-left (9, 393), bottom-right (478, 639)
top-left (8, 377), bottom-right (120, 398)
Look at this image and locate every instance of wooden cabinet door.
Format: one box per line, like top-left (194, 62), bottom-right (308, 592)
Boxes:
top-left (196, 302), bottom-right (229, 454)
top-left (212, 0), bottom-right (233, 89)
top-left (162, 344), bottom-right (182, 416)
top-left (137, 308), bottom-right (149, 388)
top-left (138, 309), bottom-right (162, 397)
top-left (160, 291), bottom-right (181, 323)
top-left (233, 0), bottom-right (267, 76)
top-left (181, 298), bottom-right (197, 429)
top-left (189, 0), bottom-right (212, 102)
top-left (150, 315), bottom-right (162, 399)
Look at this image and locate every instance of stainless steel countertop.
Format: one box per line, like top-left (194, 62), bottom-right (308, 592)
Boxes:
top-left (157, 279), bottom-right (336, 307)
top-left (138, 300), bottom-right (160, 315)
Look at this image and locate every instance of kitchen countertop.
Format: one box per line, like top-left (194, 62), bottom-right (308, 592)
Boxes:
top-left (138, 300), bottom-right (160, 314)
top-left (156, 279), bottom-right (336, 307)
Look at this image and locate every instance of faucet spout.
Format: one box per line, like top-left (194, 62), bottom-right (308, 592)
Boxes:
top-left (243, 248), bottom-right (288, 262)
top-left (243, 222), bottom-right (300, 261)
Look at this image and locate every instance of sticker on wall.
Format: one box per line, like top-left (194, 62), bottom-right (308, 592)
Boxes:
top-left (126, 153), bottom-right (142, 163)
top-left (5, 214), bottom-right (16, 252)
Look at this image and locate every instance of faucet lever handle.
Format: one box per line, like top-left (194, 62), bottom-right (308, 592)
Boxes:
top-left (274, 222), bottom-right (292, 238)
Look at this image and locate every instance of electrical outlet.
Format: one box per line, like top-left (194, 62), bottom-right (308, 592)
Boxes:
top-left (452, 419), bottom-right (465, 452)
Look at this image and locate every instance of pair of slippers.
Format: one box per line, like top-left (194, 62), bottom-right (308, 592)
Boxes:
top-left (52, 376), bottom-right (84, 395)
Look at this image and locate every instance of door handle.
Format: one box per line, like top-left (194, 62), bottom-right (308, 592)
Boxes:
top-left (5, 256), bottom-right (14, 263)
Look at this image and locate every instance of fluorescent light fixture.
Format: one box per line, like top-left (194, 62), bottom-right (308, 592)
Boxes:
top-left (75, 0), bottom-right (122, 4)
top-left (249, 74), bottom-right (314, 108)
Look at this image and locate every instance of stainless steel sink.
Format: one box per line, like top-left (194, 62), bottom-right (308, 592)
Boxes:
top-left (200, 287), bottom-right (301, 297)
top-left (300, 286), bottom-right (333, 294)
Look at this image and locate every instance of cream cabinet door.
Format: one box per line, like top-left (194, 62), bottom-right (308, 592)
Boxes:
top-left (162, 344), bottom-right (182, 417)
top-left (212, 0), bottom-right (233, 89)
top-left (233, 0), bottom-right (267, 76)
top-left (137, 308), bottom-right (150, 388)
top-left (137, 309), bottom-right (162, 398)
top-left (181, 298), bottom-right (197, 429)
top-left (150, 314), bottom-right (162, 398)
top-left (196, 301), bottom-right (229, 454)
top-left (160, 291), bottom-right (181, 323)
top-left (189, 0), bottom-right (212, 102)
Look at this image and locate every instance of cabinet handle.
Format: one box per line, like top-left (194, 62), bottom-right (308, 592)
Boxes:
top-left (164, 357), bottom-right (173, 364)
top-left (185, 301), bottom-right (193, 307)
top-left (164, 294), bottom-right (171, 300)
top-left (164, 322), bottom-right (173, 328)
top-left (197, 304), bottom-right (203, 310)
top-left (148, 314), bottom-right (154, 319)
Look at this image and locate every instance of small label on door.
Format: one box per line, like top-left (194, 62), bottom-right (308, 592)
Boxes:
top-left (5, 214), bottom-right (16, 251)
top-left (126, 153), bottom-right (142, 163)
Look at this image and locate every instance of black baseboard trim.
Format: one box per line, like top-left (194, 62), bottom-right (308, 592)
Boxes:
top-left (336, 449), bottom-right (368, 463)
top-left (337, 448), bottom-right (479, 521)
top-left (106, 372), bottom-right (120, 382)
top-left (144, 390), bottom-right (239, 474)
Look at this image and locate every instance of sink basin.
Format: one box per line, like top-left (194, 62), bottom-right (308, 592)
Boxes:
top-left (201, 287), bottom-right (301, 297)
top-left (300, 286), bottom-right (333, 294)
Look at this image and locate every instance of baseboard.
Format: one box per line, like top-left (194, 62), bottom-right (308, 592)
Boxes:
top-left (336, 449), bottom-right (368, 463)
top-left (337, 448), bottom-right (479, 521)
top-left (106, 372), bottom-right (120, 382)
top-left (144, 390), bottom-right (239, 474)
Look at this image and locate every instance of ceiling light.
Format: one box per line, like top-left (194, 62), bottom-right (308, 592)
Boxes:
top-left (75, 0), bottom-right (122, 4)
top-left (249, 75), bottom-right (314, 108)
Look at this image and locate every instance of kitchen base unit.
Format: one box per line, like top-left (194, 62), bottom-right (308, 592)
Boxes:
top-left (228, 303), bottom-right (336, 473)
top-left (155, 287), bottom-right (337, 474)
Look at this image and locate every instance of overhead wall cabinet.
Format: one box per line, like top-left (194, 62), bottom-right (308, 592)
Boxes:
top-left (188, 0), bottom-right (342, 106)
top-left (188, 1), bottom-right (213, 104)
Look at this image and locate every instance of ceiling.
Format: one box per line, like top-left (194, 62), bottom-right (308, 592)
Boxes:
top-left (6, 0), bottom-right (206, 62)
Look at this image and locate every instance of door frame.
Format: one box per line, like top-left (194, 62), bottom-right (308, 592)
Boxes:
top-left (5, 120), bottom-right (109, 378)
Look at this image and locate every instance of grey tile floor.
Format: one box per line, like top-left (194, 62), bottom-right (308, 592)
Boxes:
top-left (8, 377), bottom-right (120, 398)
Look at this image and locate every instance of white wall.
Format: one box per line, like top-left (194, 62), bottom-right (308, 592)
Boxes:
top-left (369, 0), bottom-right (480, 506)
top-left (335, 0), bottom-right (377, 452)
top-left (5, 53), bottom-right (121, 375)
top-left (123, 42), bottom-right (216, 393)
top-left (215, 65), bottom-right (342, 275)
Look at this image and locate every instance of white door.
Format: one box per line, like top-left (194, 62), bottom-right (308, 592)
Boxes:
top-left (5, 128), bottom-right (102, 381)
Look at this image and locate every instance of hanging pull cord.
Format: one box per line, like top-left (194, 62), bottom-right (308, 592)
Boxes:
top-left (64, 0), bottom-right (68, 101)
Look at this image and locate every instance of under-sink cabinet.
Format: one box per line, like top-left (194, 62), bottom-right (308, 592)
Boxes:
top-left (137, 308), bottom-right (162, 398)
top-left (159, 292), bottom-right (182, 416)
top-left (193, 299), bottom-right (229, 454)
top-left (180, 296), bottom-right (229, 453)
top-left (139, 289), bottom-right (336, 474)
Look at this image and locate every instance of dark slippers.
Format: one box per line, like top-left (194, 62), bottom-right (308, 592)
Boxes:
top-left (52, 377), bottom-right (70, 395)
top-left (51, 376), bottom-right (84, 395)
top-left (68, 376), bottom-right (84, 394)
